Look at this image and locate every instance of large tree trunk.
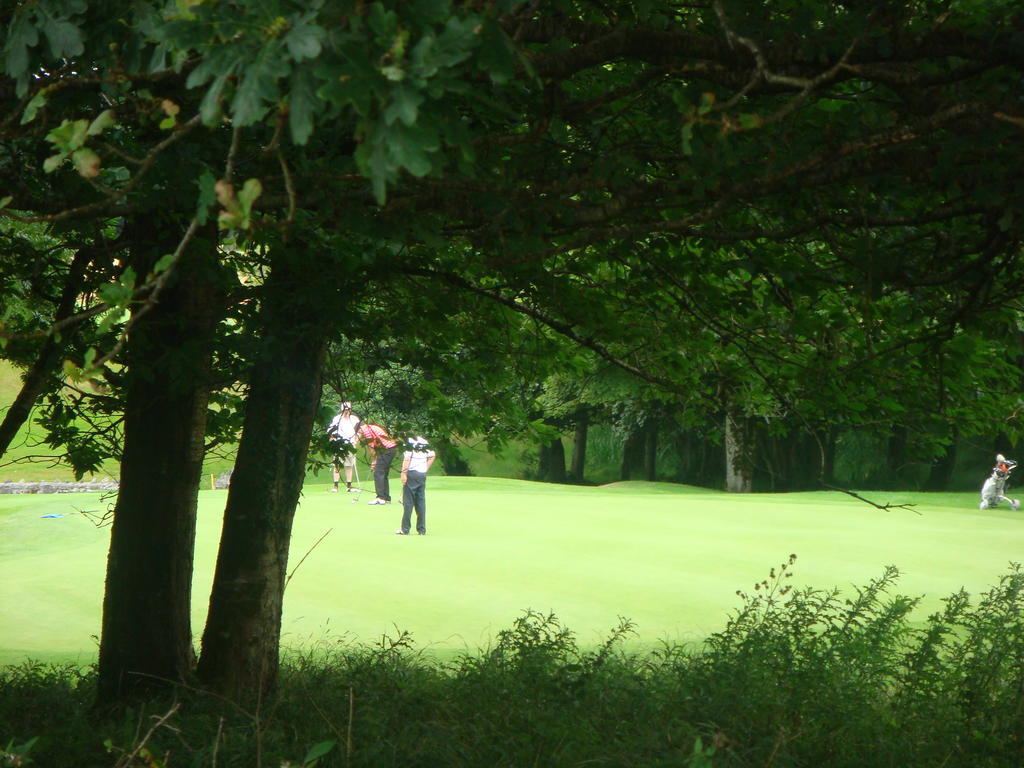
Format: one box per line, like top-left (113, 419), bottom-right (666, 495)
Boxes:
top-left (0, 248), bottom-right (93, 458)
top-left (620, 428), bottom-right (643, 481)
top-left (546, 437), bottom-right (566, 483)
top-left (643, 419), bottom-right (658, 482)
top-left (725, 410), bottom-right (753, 493)
top-left (197, 261), bottom-right (328, 705)
top-left (776, 430), bottom-right (822, 491)
top-left (885, 426), bottom-right (908, 487)
top-left (821, 428), bottom-right (837, 487)
top-left (569, 408), bottom-right (589, 483)
top-left (434, 436), bottom-right (471, 475)
top-left (673, 429), bottom-right (717, 486)
top-left (97, 226), bottom-right (222, 704)
top-left (537, 436), bottom-right (567, 483)
top-left (925, 430), bottom-right (958, 491)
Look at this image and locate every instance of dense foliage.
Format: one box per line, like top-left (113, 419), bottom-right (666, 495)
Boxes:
top-left (4, 0), bottom-right (1024, 705)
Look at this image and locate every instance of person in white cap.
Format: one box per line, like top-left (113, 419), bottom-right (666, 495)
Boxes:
top-left (326, 402), bottom-right (361, 493)
top-left (396, 436), bottom-right (436, 535)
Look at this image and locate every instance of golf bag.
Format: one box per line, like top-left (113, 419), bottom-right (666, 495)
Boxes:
top-left (979, 454), bottom-right (1020, 510)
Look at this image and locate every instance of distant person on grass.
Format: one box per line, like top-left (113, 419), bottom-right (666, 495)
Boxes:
top-left (397, 436), bottom-right (436, 536)
top-left (327, 402), bottom-right (361, 493)
top-left (357, 422), bottom-right (397, 505)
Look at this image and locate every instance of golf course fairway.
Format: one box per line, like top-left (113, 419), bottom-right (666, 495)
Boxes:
top-left (1, 477), bottom-right (1022, 667)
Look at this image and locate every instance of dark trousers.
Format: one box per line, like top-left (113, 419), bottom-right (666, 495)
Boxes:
top-left (374, 447), bottom-right (395, 501)
top-left (401, 471), bottom-right (427, 534)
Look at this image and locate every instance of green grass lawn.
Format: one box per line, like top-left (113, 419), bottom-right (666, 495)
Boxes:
top-left (2, 477), bottom-right (1022, 668)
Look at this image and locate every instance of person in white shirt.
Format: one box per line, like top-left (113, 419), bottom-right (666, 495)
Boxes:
top-left (396, 436), bottom-right (436, 535)
top-left (326, 402), bottom-right (361, 493)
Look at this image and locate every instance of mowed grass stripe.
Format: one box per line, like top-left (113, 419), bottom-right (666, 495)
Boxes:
top-left (1, 477), bottom-right (1023, 666)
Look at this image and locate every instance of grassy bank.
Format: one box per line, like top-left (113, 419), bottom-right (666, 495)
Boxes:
top-left (4, 478), bottom-right (1024, 765)
top-left (3, 561), bottom-right (1023, 767)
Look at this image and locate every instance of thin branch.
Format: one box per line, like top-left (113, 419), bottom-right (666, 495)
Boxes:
top-left (112, 702), bottom-right (181, 768)
top-left (285, 529), bottom-right (333, 591)
top-left (0, 114), bottom-right (204, 224)
top-left (224, 124), bottom-right (243, 184)
top-left (994, 111), bottom-right (1024, 130)
top-left (87, 216), bottom-right (202, 371)
top-left (822, 484), bottom-right (921, 514)
top-left (278, 149), bottom-right (296, 230)
top-left (713, 0), bottom-right (817, 89)
top-left (405, 267), bottom-right (682, 391)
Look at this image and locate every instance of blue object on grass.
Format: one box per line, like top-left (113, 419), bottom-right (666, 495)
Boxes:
top-left (41, 513), bottom-right (63, 518)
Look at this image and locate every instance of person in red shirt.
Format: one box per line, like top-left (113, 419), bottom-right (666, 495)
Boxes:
top-left (356, 423), bottom-right (398, 505)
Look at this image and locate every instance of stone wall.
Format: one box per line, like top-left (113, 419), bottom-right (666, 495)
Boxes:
top-left (0, 480), bottom-right (120, 494)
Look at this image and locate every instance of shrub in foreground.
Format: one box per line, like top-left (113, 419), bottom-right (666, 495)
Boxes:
top-left (2, 562), bottom-right (1023, 767)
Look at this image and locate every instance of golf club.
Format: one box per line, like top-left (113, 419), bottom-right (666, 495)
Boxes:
top-left (351, 457), bottom-right (363, 503)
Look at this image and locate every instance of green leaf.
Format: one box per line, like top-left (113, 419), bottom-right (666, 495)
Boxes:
top-left (42, 18), bottom-right (85, 60)
top-left (476, 22), bottom-right (516, 84)
top-left (237, 178), bottom-right (263, 216)
top-left (121, 266), bottom-right (137, 291)
top-left (284, 19), bottom-right (324, 62)
top-left (148, 43), bottom-right (170, 74)
top-left (43, 154), bottom-right (64, 173)
top-left (384, 84), bottom-right (424, 126)
top-left (393, 142), bottom-right (432, 176)
top-left (386, 119), bottom-right (440, 178)
top-left (186, 51), bottom-right (228, 89)
top-left (355, 135), bottom-right (391, 205)
top-left (697, 91), bottom-right (715, 115)
top-left (367, 3), bottom-right (399, 39)
top-left (46, 118), bottom-right (89, 152)
top-left (88, 109), bottom-right (117, 135)
top-left (409, 0), bottom-right (451, 24)
top-left (199, 71), bottom-right (232, 125)
top-left (739, 113), bottom-right (762, 129)
top-left (21, 88), bottom-right (49, 125)
top-left (303, 741), bottom-right (336, 764)
top-left (315, 48), bottom-right (380, 116)
top-left (172, 0), bottom-right (203, 20)
top-left (152, 253), bottom-right (176, 275)
top-left (63, 358), bottom-right (83, 380)
top-left (288, 66), bottom-right (318, 145)
top-left (195, 170), bottom-right (217, 224)
top-left (103, 165), bottom-right (130, 182)
top-left (681, 122), bottom-right (694, 155)
top-left (4, 13), bottom-right (39, 83)
top-left (434, 15), bottom-right (481, 66)
top-left (409, 34), bottom-right (439, 77)
top-left (97, 283), bottom-right (128, 304)
top-left (231, 48), bottom-right (290, 126)
top-left (0, 196), bottom-right (11, 209)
